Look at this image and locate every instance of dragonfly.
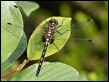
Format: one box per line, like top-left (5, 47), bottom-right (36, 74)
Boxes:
top-left (35, 18), bottom-right (71, 76)
top-left (2, 4), bottom-right (94, 77)
top-left (33, 17), bottom-right (94, 76)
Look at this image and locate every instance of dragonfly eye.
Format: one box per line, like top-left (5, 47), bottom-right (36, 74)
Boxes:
top-left (49, 19), bottom-right (58, 26)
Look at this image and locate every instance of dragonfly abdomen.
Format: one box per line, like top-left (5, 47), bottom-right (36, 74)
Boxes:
top-left (36, 42), bottom-right (49, 77)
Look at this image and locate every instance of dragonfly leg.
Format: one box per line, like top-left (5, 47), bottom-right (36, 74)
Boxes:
top-left (53, 43), bottom-right (59, 50)
top-left (43, 19), bottom-right (49, 29)
top-left (57, 18), bottom-right (65, 28)
top-left (56, 30), bottom-right (70, 35)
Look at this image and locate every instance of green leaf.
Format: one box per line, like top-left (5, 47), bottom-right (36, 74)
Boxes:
top-left (16, 1), bottom-right (39, 16)
top-left (27, 17), bottom-right (71, 60)
top-left (1, 1), bottom-right (23, 63)
top-left (10, 62), bottom-right (88, 81)
top-left (1, 32), bottom-right (27, 70)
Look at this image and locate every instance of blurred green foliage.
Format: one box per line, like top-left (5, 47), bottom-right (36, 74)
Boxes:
top-left (2, 1), bottom-right (108, 81)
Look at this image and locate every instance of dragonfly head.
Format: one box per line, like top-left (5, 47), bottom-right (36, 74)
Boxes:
top-left (49, 19), bottom-right (58, 26)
